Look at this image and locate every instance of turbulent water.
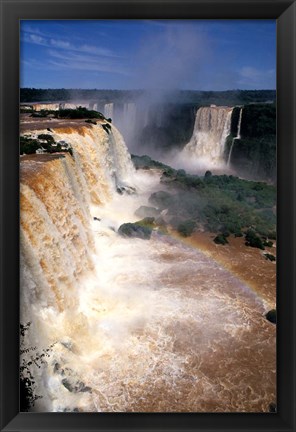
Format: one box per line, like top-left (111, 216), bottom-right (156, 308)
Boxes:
top-left (20, 122), bottom-right (275, 413)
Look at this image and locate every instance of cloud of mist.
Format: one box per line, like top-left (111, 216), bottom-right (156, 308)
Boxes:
top-left (116, 23), bottom-right (208, 154)
top-left (131, 23), bottom-right (206, 92)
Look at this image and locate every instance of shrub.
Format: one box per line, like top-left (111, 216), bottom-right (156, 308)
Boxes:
top-left (177, 169), bottom-right (186, 177)
top-left (20, 137), bottom-right (41, 154)
top-left (177, 220), bottom-right (196, 237)
top-left (245, 229), bottom-right (265, 250)
top-left (214, 234), bottom-right (229, 245)
top-left (37, 134), bottom-right (55, 144)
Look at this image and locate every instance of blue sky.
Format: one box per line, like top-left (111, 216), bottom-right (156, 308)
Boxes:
top-left (20, 20), bottom-right (276, 90)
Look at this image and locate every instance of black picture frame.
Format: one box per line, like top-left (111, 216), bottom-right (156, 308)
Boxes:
top-left (0, 0), bottom-right (295, 431)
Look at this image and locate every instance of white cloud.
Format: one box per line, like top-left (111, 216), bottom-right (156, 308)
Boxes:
top-left (22, 30), bottom-right (119, 58)
top-left (50, 38), bottom-right (71, 49)
top-left (238, 66), bottom-right (275, 88)
top-left (46, 49), bottom-right (131, 76)
top-left (28, 34), bottom-right (46, 44)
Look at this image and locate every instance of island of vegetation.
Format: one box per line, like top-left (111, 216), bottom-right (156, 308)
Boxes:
top-left (131, 155), bottom-right (276, 252)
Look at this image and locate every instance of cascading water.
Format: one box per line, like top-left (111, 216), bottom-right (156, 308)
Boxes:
top-left (104, 103), bottom-right (114, 120)
top-left (20, 121), bottom-right (275, 413)
top-left (227, 107), bottom-right (243, 167)
top-left (182, 106), bottom-right (233, 168)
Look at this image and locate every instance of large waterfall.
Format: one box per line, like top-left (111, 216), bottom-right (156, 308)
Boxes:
top-left (182, 106), bottom-right (233, 168)
top-left (20, 122), bottom-right (275, 413)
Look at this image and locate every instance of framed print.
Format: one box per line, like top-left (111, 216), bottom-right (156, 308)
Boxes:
top-left (0, 0), bottom-right (295, 431)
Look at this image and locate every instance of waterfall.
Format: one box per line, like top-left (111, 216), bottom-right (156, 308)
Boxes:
top-left (227, 107), bottom-right (243, 167)
top-left (20, 123), bottom-right (135, 315)
top-left (20, 120), bottom-right (275, 413)
top-left (104, 103), bottom-right (114, 120)
top-left (123, 103), bottom-right (137, 125)
top-left (183, 106), bottom-right (233, 166)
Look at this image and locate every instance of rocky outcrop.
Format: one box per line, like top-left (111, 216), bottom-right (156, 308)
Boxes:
top-left (118, 218), bottom-right (155, 240)
top-left (265, 309), bottom-right (276, 324)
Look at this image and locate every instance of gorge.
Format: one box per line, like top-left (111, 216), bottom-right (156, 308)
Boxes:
top-left (20, 111), bottom-right (276, 413)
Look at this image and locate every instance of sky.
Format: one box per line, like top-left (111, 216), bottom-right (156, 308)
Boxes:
top-left (20, 20), bottom-right (276, 91)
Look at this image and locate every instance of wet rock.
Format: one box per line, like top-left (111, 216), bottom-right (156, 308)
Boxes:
top-left (116, 185), bottom-right (136, 195)
top-left (60, 337), bottom-right (73, 351)
top-left (62, 378), bottom-right (91, 393)
top-left (118, 218), bottom-right (154, 240)
top-left (264, 253), bottom-right (276, 262)
top-left (265, 309), bottom-right (276, 324)
top-left (62, 407), bottom-right (81, 412)
top-left (53, 362), bottom-right (61, 373)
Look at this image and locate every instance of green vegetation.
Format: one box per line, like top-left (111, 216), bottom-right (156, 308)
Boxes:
top-left (57, 106), bottom-right (105, 119)
top-left (21, 106), bottom-right (107, 121)
top-left (131, 154), bottom-right (172, 171)
top-left (177, 220), bottom-right (196, 237)
top-left (20, 135), bottom-right (73, 156)
top-left (118, 218), bottom-right (155, 240)
top-left (20, 88), bottom-right (276, 106)
top-left (37, 134), bottom-right (55, 144)
top-left (214, 234), bottom-right (229, 245)
top-left (230, 104), bottom-right (276, 181)
top-left (132, 155), bottom-right (276, 245)
top-left (245, 229), bottom-right (265, 250)
top-left (20, 137), bottom-right (41, 154)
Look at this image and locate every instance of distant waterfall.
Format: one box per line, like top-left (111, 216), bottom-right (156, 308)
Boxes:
top-left (183, 106), bottom-right (233, 166)
top-left (104, 103), bottom-right (114, 120)
top-left (227, 107), bottom-right (243, 167)
top-left (123, 103), bottom-right (137, 125)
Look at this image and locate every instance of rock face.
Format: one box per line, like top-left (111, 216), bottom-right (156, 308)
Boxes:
top-left (134, 206), bottom-right (161, 218)
top-left (265, 309), bottom-right (276, 324)
top-left (62, 378), bottom-right (91, 393)
top-left (118, 218), bottom-right (155, 240)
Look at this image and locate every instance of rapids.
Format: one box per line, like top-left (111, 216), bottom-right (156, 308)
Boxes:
top-left (20, 122), bottom-right (275, 413)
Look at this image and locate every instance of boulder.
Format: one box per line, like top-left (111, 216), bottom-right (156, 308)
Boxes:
top-left (62, 378), bottom-right (91, 393)
top-left (265, 309), bottom-right (276, 324)
top-left (118, 218), bottom-right (154, 240)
